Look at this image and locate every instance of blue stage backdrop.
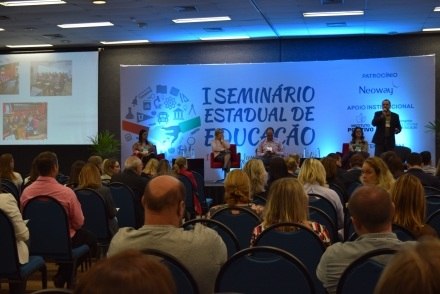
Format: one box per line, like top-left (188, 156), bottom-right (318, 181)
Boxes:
top-left (120, 55), bottom-right (435, 181)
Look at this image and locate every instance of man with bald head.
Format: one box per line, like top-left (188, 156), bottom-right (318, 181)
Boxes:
top-left (316, 185), bottom-right (405, 294)
top-left (108, 175), bottom-right (227, 294)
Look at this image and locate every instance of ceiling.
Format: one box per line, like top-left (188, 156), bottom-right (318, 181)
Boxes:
top-left (1, 0), bottom-right (440, 48)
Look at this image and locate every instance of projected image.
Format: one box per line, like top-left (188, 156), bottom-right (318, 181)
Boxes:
top-left (30, 60), bottom-right (72, 96)
top-left (3, 103), bottom-right (48, 140)
top-left (0, 62), bottom-right (19, 95)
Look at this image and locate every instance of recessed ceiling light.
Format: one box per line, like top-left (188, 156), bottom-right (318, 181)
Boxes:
top-left (172, 16), bottom-right (231, 23)
top-left (423, 28), bottom-right (440, 32)
top-left (92, 0), bottom-right (106, 4)
top-left (100, 40), bottom-right (149, 45)
top-left (0, 0), bottom-right (65, 6)
top-left (303, 11), bottom-right (364, 17)
top-left (200, 36), bottom-right (250, 41)
top-left (58, 22), bottom-right (114, 29)
top-left (434, 7), bottom-right (440, 12)
top-left (6, 44), bottom-right (53, 48)
top-left (0, 28), bottom-right (4, 31)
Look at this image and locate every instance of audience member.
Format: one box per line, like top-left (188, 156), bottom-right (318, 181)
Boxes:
top-left (208, 169), bottom-right (264, 217)
top-left (316, 185), bottom-right (404, 294)
top-left (66, 160), bottom-right (86, 189)
top-left (22, 156), bottom-right (38, 190)
top-left (243, 158), bottom-right (268, 203)
top-left (87, 155), bottom-right (103, 174)
top-left (390, 174), bottom-right (437, 239)
top-left (380, 151), bottom-right (405, 179)
top-left (111, 155), bottom-right (148, 228)
top-left (285, 153), bottom-right (300, 177)
top-left (256, 127), bottom-right (284, 166)
top-left (141, 158), bottom-right (159, 179)
top-left (101, 158), bottom-right (120, 184)
top-left (420, 151), bottom-right (436, 175)
top-left (266, 156), bottom-right (293, 188)
top-left (250, 177), bottom-right (331, 247)
top-left (78, 163), bottom-right (119, 236)
top-left (361, 156), bottom-right (395, 193)
top-left (74, 249), bottom-right (176, 294)
top-left (406, 152), bottom-right (440, 189)
top-left (321, 156), bottom-right (347, 201)
top-left (107, 175), bottom-right (227, 294)
top-left (211, 128), bottom-right (231, 173)
top-left (340, 153), bottom-right (365, 199)
top-left (0, 153), bottom-right (23, 189)
top-left (374, 237), bottom-right (440, 294)
top-left (173, 157), bottom-right (202, 218)
top-left (20, 151), bottom-right (97, 288)
top-left (156, 159), bottom-right (172, 176)
top-left (298, 158), bottom-right (344, 229)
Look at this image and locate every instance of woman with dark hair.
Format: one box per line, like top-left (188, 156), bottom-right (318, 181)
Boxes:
top-left (66, 160), bottom-right (86, 189)
top-left (349, 127), bottom-right (369, 153)
top-left (267, 156), bottom-right (293, 188)
top-left (0, 153), bottom-right (23, 189)
top-left (132, 129), bottom-right (156, 161)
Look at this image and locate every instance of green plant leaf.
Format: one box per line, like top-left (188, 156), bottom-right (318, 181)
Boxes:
top-left (89, 130), bottom-right (120, 158)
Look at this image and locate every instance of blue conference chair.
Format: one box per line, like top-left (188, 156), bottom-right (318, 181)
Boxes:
top-left (108, 182), bottom-right (139, 228)
top-left (0, 178), bottom-right (21, 202)
top-left (75, 188), bottom-right (112, 258)
top-left (142, 248), bottom-right (199, 294)
top-left (211, 206), bottom-right (261, 249)
top-left (191, 171), bottom-right (213, 213)
top-left (427, 209), bottom-right (440, 236)
top-left (0, 209), bottom-right (47, 293)
top-left (22, 196), bottom-right (89, 289)
top-left (309, 206), bottom-right (339, 242)
top-left (253, 222), bottom-right (326, 294)
top-left (215, 246), bottom-right (315, 294)
top-left (308, 193), bottom-right (338, 228)
top-left (336, 248), bottom-right (397, 294)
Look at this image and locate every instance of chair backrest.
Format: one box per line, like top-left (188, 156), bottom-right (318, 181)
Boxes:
top-left (309, 206), bottom-right (338, 242)
top-left (336, 248), bottom-right (397, 294)
top-left (108, 182), bottom-right (138, 228)
top-left (427, 209), bottom-right (440, 236)
top-left (22, 196), bottom-right (73, 260)
top-left (391, 223), bottom-right (416, 241)
top-left (182, 218), bottom-right (240, 258)
top-left (308, 193), bottom-right (338, 227)
top-left (211, 206), bottom-right (261, 249)
top-left (426, 195), bottom-right (440, 219)
top-left (253, 222), bottom-right (326, 294)
top-left (191, 171), bottom-right (210, 214)
top-left (74, 188), bottom-right (110, 241)
top-left (424, 186), bottom-right (440, 196)
top-left (176, 175), bottom-right (196, 219)
top-left (0, 209), bottom-right (20, 278)
top-left (215, 246), bottom-right (315, 294)
top-left (142, 248), bottom-right (199, 294)
top-left (0, 178), bottom-right (20, 202)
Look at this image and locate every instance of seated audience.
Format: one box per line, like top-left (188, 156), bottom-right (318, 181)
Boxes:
top-left (243, 158), bottom-right (268, 203)
top-left (316, 185), bottom-right (405, 294)
top-left (340, 153), bottom-right (365, 199)
top-left (250, 177), bottom-right (331, 247)
top-left (406, 152), bottom-right (440, 189)
top-left (211, 128), bottom-right (231, 173)
top-left (20, 151), bottom-right (97, 288)
top-left (208, 169), bottom-right (264, 218)
top-left (390, 174), bottom-right (437, 239)
top-left (374, 237), bottom-right (440, 294)
top-left (78, 163), bottom-right (119, 236)
top-left (298, 158), bottom-right (344, 229)
top-left (156, 159), bottom-right (172, 176)
top-left (88, 155), bottom-right (104, 174)
top-left (420, 150), bottom-right (437, 175)
top-left (74, 249), bottom-right (175, 294)
top-left (321, 156), bottom-right (347, 201)
top-left (22, 156), bottom-right (38, 190)
top-left (107, 175), bottom-right (227, 294)
top-left (111, 155), bottom-right (148, 228)
top-left (141, 158), bottom-right (159, 179)
top-left (101, 158), bottom-right (121, 184)
top-left (285, 153), bottom-right (300, 177)
top-left (380, 151), bottom-right (405, 179)
top-left (0, 153), bottom-right (23, 189)
top-left (173, 157), bottom-right (202, 218)
top-left (266, 156), bottom-right (294, 188)
top-left (361, 156), bottom-right (395, 193)
top-left (66, 160), bottom-right (86, 189)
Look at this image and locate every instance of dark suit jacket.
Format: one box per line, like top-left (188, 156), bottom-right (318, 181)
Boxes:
top-left (371, 111), bottom-right (402, 148)
top-left (406, 168), bottom-right (440, 189)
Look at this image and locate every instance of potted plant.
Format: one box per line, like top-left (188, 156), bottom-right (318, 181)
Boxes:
top-left (89, 130), bottom-right (120, 158)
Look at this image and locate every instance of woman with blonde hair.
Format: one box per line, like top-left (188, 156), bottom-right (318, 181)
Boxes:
top-left (142, 158), bottom-right (159, 179)
top-left (208, 169), bottom-right (263, 217)
top-left (250, 177), bottom-right (331, 246)
top-left (298, 158), bottom-right (344, 229)
top-left (78, 163), bottom-right (119, 236)
top-left (390, 174), bottom-right (437, 239)
top-left (361, 156), bottom-right (395, 192)
top-left (243, 158), bottom-right (268, 202)
top-left (101, 158), bottom-right (121, 184)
